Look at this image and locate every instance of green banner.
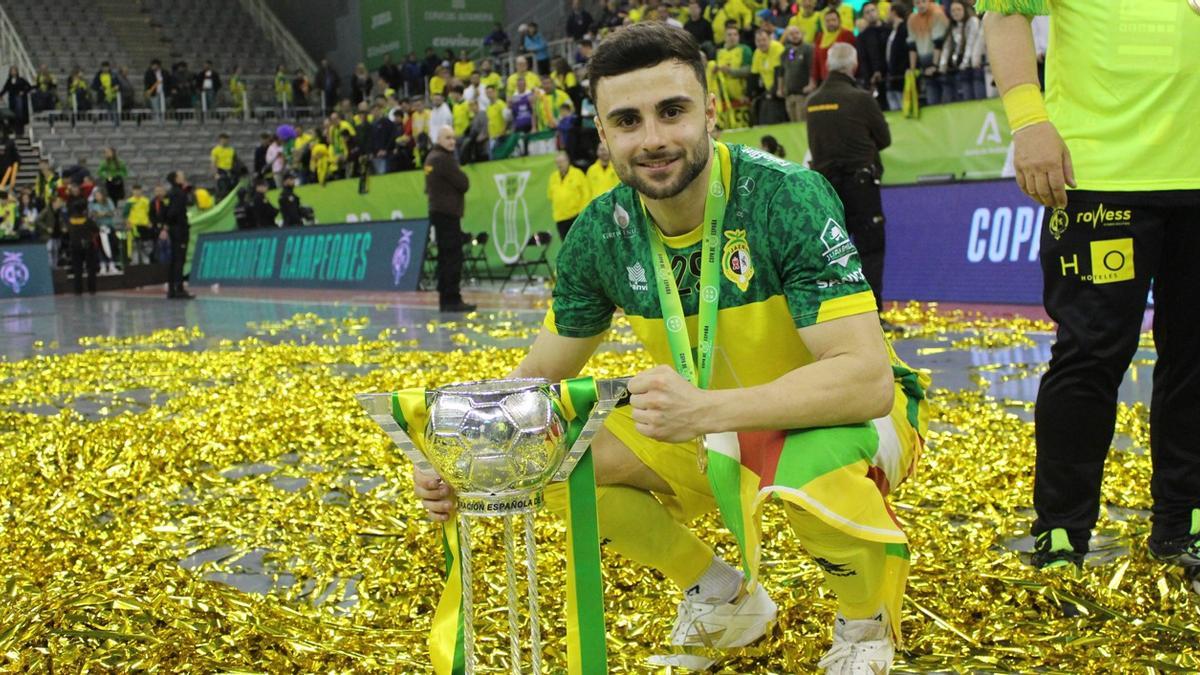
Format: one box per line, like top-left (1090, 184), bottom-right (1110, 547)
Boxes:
top-left (723, 97), bottom-right (1011, 182)
top-left (193, 99), bottom-right (1015, 276)
top-left (362, 0), bottom-right (506, 70)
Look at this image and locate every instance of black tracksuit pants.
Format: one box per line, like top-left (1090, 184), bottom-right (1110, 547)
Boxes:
top-left (1033, 190), bottom-right (1200, 550)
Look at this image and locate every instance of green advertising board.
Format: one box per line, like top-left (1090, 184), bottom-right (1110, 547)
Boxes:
top-left (193, 99), bottom-right (1016, 275)
top-left (361, 0), bottom-right (506, 70)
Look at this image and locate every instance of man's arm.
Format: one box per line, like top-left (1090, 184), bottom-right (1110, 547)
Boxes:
top-left (629, 313), bottom-right (893, 441)
top-left (982, 9), bottom-right (1075, 207)
top-left (866, 95), bottom-right (892, 150)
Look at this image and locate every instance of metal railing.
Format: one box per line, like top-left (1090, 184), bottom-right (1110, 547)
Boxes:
top-left (0, 4), bottom-right (35, 78)
top-left (236, 0), bottom-right (318, 77)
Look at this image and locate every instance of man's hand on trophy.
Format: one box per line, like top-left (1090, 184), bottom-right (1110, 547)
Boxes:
top-left (413, 467), bottom-right (456, 521)
top-left (628, 365), bottom-right (715, 443)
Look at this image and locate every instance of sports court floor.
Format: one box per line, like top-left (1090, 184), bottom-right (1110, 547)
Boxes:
top-left (1, 286), bottom-right (1190, 673)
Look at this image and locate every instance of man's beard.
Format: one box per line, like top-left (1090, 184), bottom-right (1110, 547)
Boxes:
top-left (615, 131), bottom-right (710, 201)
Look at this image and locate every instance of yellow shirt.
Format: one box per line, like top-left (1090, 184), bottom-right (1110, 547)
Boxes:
top-left (788, 11), bottom-right (823, 44)
top-left (709, 0), bottom-right (753, 36)
top-left (878, 0), bottom-right (892, 21)
top-left (410, 109), bottom-right (431, 137)
top-left (430, 75), bottom-right (447, 96)
top-left (537, 89), bottom-right (573, 131)
top-left (210, 145), bottom-right (235, 171)
top-left (451, 100), bottom-right (472, 136)
top-left (479, 71), bottom-right (503, 97)
top-left (126, 195), bottom-right (150, 228)
top-left (716, 43), bottom-right (753, 101)
top-left (834, 3), bottom-right (855, 29)
top-left (551, 70), bottom-right (578, 92)
top-left (586, 160), bottom-right (619, 199)
top-left (506, 71), bottom-right (542, 99)
top-left (453, 60), bottom-right (475, 80)
top-left (751, 40), bottom-right (785, 92)
top-left (547, 166), bottom-right (590, 222)
top-left (487, 100), bottom-right (508, 138)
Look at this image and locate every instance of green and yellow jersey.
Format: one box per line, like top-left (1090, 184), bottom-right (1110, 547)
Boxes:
top-left (752, 40), bottom-right (785, 93)
top-left (716, 43), bottom-right (754, 102)
top-left (546, 143), bottom-right (884, 391)
top-left (976, 0), bottom-right (1200, 191)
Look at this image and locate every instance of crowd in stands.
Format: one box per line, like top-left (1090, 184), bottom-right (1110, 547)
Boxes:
top-left (0, 0), bottom-right (1011, 252)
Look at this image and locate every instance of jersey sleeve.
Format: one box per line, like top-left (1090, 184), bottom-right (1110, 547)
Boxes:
top-left (974, 0), bottom-right (1049, 16)
top-left (768, 170), bottom-right (877, 328)
top-left (543, 207), bottom-right (616, 338)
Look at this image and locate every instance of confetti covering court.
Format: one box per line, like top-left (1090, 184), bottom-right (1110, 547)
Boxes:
top-left (0, 292), bottom-right (1195, 672)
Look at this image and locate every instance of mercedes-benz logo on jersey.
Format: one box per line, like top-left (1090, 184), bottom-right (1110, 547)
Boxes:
top-left (392, 229), bottom-right (412, 285)
top-left (1049, 208), bottom-right (1070, 240)
top-left (736, 176), bottom-right (755, 197)
top-left (0, 252), bottom-right (30, 294)
top-left (491, 171), bottom-right (532, 264)
top-left (666, 316), bottom-right (684, 333)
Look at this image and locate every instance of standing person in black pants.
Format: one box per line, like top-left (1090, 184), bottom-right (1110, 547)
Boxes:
top-left (164, 171), bottom-right (194, 299)
top-left (423, 125), bottom-right (474, 313)
top-left (983, 1), bottom-right (1200, 584)
top-left (805, 43), bottom-right (892, 324)
top-left (65, 181), bottom-right (98, 295)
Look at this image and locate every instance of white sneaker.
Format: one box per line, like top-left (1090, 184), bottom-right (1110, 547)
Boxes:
top-left (817, 612), bottom-right (894, 674)
top-left (646, 582), bottom-right (778, 670)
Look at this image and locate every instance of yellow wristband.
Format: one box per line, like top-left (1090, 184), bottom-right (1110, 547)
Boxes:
top-left (1002, 83), bottom-right (1049, 133)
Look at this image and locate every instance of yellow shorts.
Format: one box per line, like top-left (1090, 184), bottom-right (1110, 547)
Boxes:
top-left (599, 379), bottom-right (926, 531)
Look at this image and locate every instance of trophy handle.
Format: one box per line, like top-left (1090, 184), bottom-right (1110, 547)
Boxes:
top-left (355, 393), bottom-right (437, 475)
top-left (551, 377), bottom-right (631, 482)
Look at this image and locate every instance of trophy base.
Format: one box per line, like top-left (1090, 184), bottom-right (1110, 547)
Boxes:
top-left (458, 490), bottom-right (544, 517)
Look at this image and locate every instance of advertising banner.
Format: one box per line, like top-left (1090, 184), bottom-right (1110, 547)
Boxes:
top-left (192, 219), bottom-right (430, 291)
top-left (0, 242), bottom-right (54, 299)
top-left (361, 0), bottom-right (506, 70)
top-left (882, 179), bottom-right (1045, 305)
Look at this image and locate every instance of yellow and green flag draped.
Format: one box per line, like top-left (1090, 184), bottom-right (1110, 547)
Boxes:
top-left (902, 69), bottom-right (921, 119)
top-left (389, 377), bottom-right (608, 674)
top-left (704, 365), bottom-right (930, 643)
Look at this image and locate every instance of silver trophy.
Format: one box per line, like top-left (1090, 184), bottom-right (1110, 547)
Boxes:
top-left (357, 377), bottom-right (629, 674)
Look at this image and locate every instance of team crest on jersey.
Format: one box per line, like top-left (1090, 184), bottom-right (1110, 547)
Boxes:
top-left (722, 229), bottom-right (754, 292)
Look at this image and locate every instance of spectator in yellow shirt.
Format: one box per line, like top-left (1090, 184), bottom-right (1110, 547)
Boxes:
top-left (430, 65), bottom-right (450, 97)
top-left (827, 0), bottom-right (856, 32)
top-left (536, 76), bottom-right (573, 132)
top-left (450, 87), bottom-right (472, 139)
top-left (714, 26), bottom-right (754, 127)
top-left (484, 85), bottom-right (509, 159)
top-left (546, 151), bottom-right (589, 241)
top-left (586, 143), bottom-right (619, 198)
top-left (124, 184), bottom-right (152, 264)
top-left (788, 0), bottom-right (822, 44)
top-left (706, 0), bottom-right (753, 38)
top-left (506, 56), bottom-right (542, 99)
top-left (210, 133), bottom-right (237, 198)
top-left (750, 28), bottom-right (787, 125)
top-left (453, 51), bottom-right (475, 81)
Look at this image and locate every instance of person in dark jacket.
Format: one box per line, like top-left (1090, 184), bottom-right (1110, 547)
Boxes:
top-left (249, 179), bottom-right (278, 228)
top-left (143, 59), bottom-right (173, 116)
top-left (315, 60), bottom-right (340, 111)
top-left (856, 2), bottom-right (890, 110)
top-left (423, 125), bottom-right (474, 313)
top-left (1, 67), bottom-right (33, 134)
top-left (163, 171), bottom-right (194, 299)
top-left (277, 173), bottom-right (305, 227)
top-left (65, 181), bottom-right (99, 294)
top-left (884, 4), bottom-right (911, 111)
top-left (807, 44), bottom-right (892, 320)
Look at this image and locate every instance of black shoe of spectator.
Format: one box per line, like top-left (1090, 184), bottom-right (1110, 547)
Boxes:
top-left (439, 302), bottom-right (477, 313)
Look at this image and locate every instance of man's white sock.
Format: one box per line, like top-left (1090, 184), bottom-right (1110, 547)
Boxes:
top-left (683, 556), bottom-right (742, 604)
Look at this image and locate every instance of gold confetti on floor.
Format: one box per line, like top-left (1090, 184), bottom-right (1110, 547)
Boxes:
top-left (0, 305), bottom-right (1194, 673)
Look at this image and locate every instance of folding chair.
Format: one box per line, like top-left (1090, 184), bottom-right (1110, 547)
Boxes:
top-left (499, 231), bottom-right (555, 293)
top-left (463, 231), bottom-right (490, 284)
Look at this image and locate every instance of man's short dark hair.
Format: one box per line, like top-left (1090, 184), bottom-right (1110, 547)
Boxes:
top-left (587, 23), bottom-right (706, 105)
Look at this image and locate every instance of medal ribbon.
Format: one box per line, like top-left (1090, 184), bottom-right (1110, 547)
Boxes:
top-left (642, 140), bottom-right (727, 391)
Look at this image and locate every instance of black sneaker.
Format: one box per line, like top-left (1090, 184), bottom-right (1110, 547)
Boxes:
top-left (1148, 509), bottom-right (1200, 570)
top-left (1031, 528), bottom-right (1085, 570)
top-left (439, 302), bottom-right (477, 313)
